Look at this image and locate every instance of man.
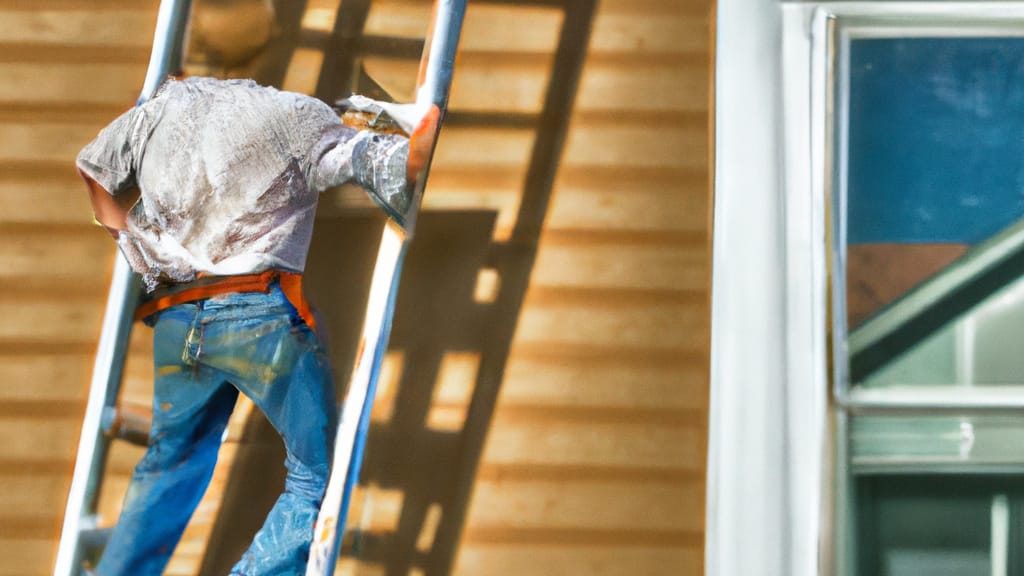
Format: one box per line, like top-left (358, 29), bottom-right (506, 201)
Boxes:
top-left (76, 76), bottom-right (432, 576)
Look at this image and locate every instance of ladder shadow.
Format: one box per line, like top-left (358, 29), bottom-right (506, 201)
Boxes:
top-left (200, 208), bottom-right (504, 576)
top-left (191, 0), bottom-right (596, 571)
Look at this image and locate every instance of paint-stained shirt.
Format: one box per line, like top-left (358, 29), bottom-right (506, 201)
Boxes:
top-left (76, 76), bottom-right (409, 291)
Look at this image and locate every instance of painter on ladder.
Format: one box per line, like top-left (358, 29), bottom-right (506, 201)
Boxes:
top-left (76, 75), bottom-right (435, 576)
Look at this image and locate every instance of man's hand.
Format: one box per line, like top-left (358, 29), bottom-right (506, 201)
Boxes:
top-left (406, 104), bottom-right (441, 184)
top-left (82, 173), bottom-right (140, 238)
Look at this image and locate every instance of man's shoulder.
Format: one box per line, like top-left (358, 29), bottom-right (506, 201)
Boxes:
top-left (169, 76), bottom-right (332, 116)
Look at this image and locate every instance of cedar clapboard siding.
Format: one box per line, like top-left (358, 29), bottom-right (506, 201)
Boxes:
top-left (0, 3), bottom-right (158, 576)
top-left (453, 0), bottom-right (709, 574)
top-left (0, 0), bottom-right (710, 575)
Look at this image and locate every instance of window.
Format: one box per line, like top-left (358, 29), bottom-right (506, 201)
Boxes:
top-left (820, 10), bottom-right (1024, 576)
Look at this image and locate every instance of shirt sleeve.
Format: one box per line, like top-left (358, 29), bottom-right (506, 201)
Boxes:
top-left (309, 124), bottom-right (412, 221)
top-left (306, 123), bottom-right (362, 192)
top-left (76, 106), bottom-right (146, 196)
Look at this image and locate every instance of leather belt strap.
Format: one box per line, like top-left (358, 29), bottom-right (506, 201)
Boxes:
top-left (134, 269), bottom-right (316, 330)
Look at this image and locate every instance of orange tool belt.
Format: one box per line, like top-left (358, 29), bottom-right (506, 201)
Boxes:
top-left (134, 269), bottom-right (316, 330)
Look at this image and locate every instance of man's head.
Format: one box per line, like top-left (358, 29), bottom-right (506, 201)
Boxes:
top-left (190, 0), bottom-right (275, 69)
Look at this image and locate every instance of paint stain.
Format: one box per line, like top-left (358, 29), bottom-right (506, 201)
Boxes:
top-left (157, 365), bottom-right (182, 377)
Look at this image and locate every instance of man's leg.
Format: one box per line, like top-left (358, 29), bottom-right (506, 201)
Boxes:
top-left (194, 288), bottom-right (337, 576)
top-left (95, 304), bottom-right (238, 576)
top-left (232, 330), bottom-right (336, 576)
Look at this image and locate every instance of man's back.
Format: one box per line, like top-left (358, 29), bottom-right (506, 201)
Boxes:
top-left (77, 77), bottom-right (408, 290)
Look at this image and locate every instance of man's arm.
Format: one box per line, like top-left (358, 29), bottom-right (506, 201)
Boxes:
top-left (76, 106), bottom-right (145, 237)
top-left (406, 104), bottom-right (440, 184)
top-left (82, 174), bottom-right (140, 239)
top-left (312, 103), bottom-right (441, 221)
top-left (335, 98), bottom-right (440, 185)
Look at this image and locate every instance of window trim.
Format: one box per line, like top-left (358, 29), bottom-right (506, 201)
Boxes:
top-left (813, 6), bottom-right (1024, 404)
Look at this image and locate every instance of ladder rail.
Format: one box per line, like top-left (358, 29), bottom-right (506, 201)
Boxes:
top-left (305, 2), bottom-right (467, 574)
top-left (54, 258), bottom-right (139, 576)
top-left (57, 0), bottom-right (464, 573)
top-left (404, 0), bottom-right (466, 237)
top-left (54, 2), bottom-right (193, 574)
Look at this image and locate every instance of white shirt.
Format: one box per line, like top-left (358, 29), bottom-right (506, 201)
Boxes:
top-left (76, 77), bottom-right (409, 291)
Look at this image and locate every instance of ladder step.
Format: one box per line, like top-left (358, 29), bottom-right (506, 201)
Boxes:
top-left (300, 29), bottom-right (425, 60)
top-left (79, 520), bottom-right (112, 572)
top-left (79, 525), bottom-right (112, 550)
top-left (102, 404), bottom-right (152, 447)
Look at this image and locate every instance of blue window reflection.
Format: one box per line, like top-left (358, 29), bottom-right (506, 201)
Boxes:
top-left (848, 37), bottom-right (1024, 245)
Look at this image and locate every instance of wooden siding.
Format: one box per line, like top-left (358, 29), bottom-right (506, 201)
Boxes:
top-left (465, 0), bottom-right (710, 568)
top-left (0, 4), bottom-right (156, 576)
top-left (0, 0), bottom-right (710, 574)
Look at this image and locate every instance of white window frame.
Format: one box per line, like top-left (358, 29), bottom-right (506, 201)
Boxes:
top-left (781, 5), bottom-right (1024, 575)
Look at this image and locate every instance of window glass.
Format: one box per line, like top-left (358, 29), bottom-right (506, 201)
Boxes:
top-left (843, 36), bottom-right (1024, 387)
top-left (829, 24), bottom-right (1024, 576)
top-left (854, 475), bottom-right (1024, 576)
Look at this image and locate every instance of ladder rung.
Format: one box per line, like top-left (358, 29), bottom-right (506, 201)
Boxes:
top-left (79, 524), bottom-right (112, 575)
top-left (357, 35), bottom-right (425, 60)
top-left (444, 110), bottom-right (539, 129)
top-left (79, 525), bottom-right (112, 550)
top-left (300, 30), bottom-right (425, 60)
top-left (103, 404), bottom-right (152, 447)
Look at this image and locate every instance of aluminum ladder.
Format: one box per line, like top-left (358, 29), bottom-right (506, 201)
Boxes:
top-left (53, 0), bottom-right (466, 574)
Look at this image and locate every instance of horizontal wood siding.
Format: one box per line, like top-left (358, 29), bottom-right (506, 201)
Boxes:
top-left (0, 0), bottom-right (710, 574)
top-left (450, 0), bottom-right (710, 573)
top-left (0, 2), bottom-right (156, 573)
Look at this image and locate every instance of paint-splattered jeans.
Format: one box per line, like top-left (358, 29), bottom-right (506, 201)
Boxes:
top-left (95, 284), bottom-right (337, 576)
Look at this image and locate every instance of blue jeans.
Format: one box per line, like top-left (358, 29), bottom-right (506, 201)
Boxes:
top-left (96, 285), bottom-right (337, 576)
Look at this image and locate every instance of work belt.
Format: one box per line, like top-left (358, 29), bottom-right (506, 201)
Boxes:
top-left (134, 269), bottom-right (317, 330)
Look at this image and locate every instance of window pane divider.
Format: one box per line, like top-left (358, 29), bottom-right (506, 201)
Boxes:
top-left (842, 385), bottom-right (1024, 413)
